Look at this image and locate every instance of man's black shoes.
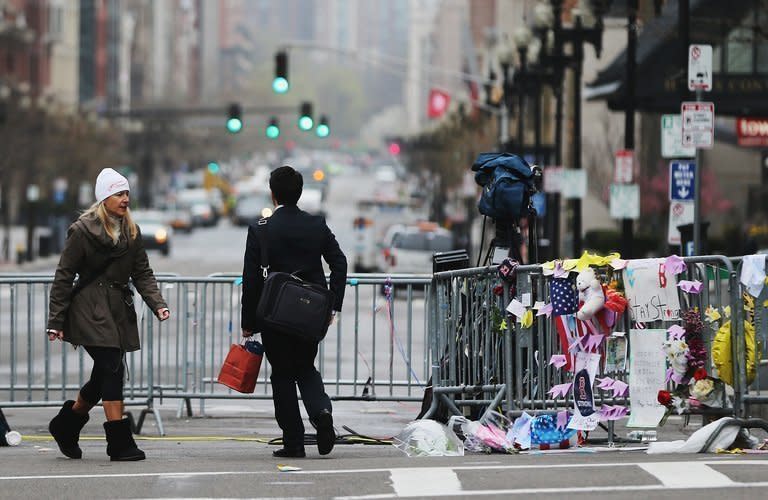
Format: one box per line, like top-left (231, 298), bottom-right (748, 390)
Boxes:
top-left (272, 447), bottom-right (306, 458)
top-left (314, 409), bottom-right (335, 456)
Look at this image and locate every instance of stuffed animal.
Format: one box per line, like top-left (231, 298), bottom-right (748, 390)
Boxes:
top-left (575, 268), bottom-right (605, 321)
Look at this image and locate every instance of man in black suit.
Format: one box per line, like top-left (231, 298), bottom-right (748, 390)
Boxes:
top-left (241, 166), bottom-right (347, 458)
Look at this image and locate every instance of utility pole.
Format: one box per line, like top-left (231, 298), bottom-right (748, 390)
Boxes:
top-left (621, 0), bottom-right (638, 257)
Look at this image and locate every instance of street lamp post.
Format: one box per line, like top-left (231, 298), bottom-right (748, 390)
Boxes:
top-left (532, 0), bottom-right (606, 258)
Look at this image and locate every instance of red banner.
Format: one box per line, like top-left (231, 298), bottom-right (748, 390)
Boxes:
top-left (737, 117), bottom-right (768, 147)
top-left (427, 89), bottom-right (450, 119)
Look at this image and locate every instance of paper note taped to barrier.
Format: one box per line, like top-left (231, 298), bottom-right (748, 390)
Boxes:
top-left (627, 329), bottom-right (667, 428)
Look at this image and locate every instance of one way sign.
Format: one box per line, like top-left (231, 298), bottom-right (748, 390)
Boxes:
top-left (669, 161), bottom-right (696, 201)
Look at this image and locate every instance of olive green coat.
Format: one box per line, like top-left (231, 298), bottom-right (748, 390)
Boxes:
top-left (47, 212), bottom-right (167, 352)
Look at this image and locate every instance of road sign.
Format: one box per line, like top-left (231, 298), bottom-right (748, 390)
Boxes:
top-left (681, 102), bottom-right (714, 148)
top-left (688, 44), bottom-right (712, 91)
top-left (661, 114), bottom-right (695, 158)
top-left (609, 184), bottom-right (639, 219)
top-left (614, 150), bottom-right (634, 183)
top-left (668, 201), bottom-right (695, 245)
top-left (543, 166), bottom-right (563, 193)
top-left (669, 161), bottom-right (696, 201)
top-left (560, 169), bottom-right (587, 199)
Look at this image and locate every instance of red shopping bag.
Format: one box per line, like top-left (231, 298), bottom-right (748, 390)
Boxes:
top-left (217, 343), bottom-right (262, 393)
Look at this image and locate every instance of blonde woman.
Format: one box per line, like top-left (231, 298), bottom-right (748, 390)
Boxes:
top-left (46, 168), bottom-right (170, 461)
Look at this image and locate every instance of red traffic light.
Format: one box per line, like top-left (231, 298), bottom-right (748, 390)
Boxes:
top-left (388, 142), bottom-right (401, 155)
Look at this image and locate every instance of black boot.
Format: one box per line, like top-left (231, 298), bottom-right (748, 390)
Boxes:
top-left (313, 409), bottom-right (335, 456)
top-left (49, 400), bottom-right (89, 459)
top-left (103, 419), bottom-right (145, 461)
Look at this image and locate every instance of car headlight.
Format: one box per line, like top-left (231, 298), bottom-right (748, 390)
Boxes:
top-left (154, 228), bottom-right (168, 243)
top-left (261, 207), bottom-right (273, 218)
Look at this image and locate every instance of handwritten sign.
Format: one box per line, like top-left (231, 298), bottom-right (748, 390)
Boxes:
top-left (623, 258), bottom-right (681, 323)
top-left (628, 329), bottom-right (667, 428)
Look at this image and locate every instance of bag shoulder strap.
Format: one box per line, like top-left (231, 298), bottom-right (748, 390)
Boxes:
top-left (256, 218), bottom-right (269, 281)
top-left (71, 221), bottom-right (119, 297)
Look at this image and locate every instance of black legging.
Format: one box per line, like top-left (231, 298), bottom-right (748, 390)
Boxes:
top-left (79, 346), bottom-right (125, 404)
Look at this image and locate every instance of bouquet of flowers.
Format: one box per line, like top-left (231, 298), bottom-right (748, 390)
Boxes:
top-left (657, 310), bottom-right (725, 424)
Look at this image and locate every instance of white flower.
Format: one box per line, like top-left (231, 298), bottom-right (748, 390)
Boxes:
top-left (671, 396), bottom-right (689, 415)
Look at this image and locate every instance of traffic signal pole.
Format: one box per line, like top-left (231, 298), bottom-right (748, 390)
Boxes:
top-left (621, 0), bottom-right (637, 258)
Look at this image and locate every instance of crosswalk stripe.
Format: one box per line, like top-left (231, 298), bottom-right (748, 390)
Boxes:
top-left (639, 462), bottom-right (734, 488)
top-left (389, 467), bottom-right (462, 497)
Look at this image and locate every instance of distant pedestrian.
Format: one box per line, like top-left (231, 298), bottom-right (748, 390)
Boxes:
top-left (241, 166), bottom-right (347, 458)
top-left (46, 168), bottom-right (170, 461)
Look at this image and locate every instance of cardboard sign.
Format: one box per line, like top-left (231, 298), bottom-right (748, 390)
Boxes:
top-left (627, 329), bottom-right (667, 428)
top-left (623, 258), bottom-right (681, 323)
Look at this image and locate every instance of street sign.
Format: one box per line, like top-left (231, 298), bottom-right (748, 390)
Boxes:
top-left (669, 161), bottom-right (696, 201)
top-left (667, 201), bottom-right (695, 245)
top-left (688, 44), bottom-right (712, 91)
top-left (681, 102), bottom-right (714, 148)
top-left (560, 169), bottom-right (587, 199)
top-left (614, 150), bottom-right (634, 184)
top-left (661, 114), bottom-right (696, 158)
top-left (609, 184), bottom-right (639, 219)
top-left (543, 166), bottom-right (563, 193)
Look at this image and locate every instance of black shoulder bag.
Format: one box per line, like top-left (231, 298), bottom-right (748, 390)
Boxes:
top-left (254, 218), bottom-right (335, 342)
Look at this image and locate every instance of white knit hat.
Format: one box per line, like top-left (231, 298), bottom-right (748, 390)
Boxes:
top-left (94, 168), bottom-right (130, 203)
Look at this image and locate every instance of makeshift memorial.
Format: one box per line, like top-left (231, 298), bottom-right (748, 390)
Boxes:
top-left (448, 412), bottom-right (516, 453)
top-left (393, 420), bottom-right (464, 457)
top-left (530, 414), bottom-right (578, 450)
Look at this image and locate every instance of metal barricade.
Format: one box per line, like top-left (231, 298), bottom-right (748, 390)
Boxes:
top-left (0, 273), bottom-right (433, 434)
top-left (424, 255), bottom-right (748, 429)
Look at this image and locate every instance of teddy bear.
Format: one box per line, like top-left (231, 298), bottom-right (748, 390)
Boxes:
top-left (575, 268), bottom-right (605, 321)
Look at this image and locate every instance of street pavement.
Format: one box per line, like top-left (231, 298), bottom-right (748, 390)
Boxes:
top-left (2, 401), bottom-right (768, 499)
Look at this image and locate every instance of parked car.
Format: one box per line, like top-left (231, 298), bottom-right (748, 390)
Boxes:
top-left (131, 210), bottom-right (172, 256)
top-left (232, 191), bottom-right (274, 226)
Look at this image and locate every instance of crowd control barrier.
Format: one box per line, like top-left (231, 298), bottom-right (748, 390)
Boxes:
top-left (424, 255), bottom-right (764, 438)
top-left (0, 273), bottom-right (433, 434)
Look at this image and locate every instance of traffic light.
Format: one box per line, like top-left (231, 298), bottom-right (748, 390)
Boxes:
top-left (207, 162), bottom-right (220, 174)
top-left (266, 117), bottom-right (280, 139)
top-left (388, 142), bottom-right (401, 155)
top-left (273, 51), bottom-right (289, 94)
top-left (298, 101), bottom-right (313, 131)
top-left (316, 115), bottom-right (330, 138)
top-left (226, 103), bottom-right (243, 133)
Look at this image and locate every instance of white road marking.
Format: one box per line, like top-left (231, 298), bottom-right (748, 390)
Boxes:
top-left (335, 482), bottom-right (768, 499)
top-left (389, 467), bottom-right (461, 497)
top-left (639, 462), bottom-right (734, 488)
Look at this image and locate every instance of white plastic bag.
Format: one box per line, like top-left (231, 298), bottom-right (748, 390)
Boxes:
top-left (393, 420), bottom-right (464, 457)
top-left (647, 417), bottom-right (740, 454)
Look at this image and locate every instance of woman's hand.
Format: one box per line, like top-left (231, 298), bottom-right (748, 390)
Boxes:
top-left (47, 329), bottom-right (64, 341)
top-left (156, 308), bottom-right (170, 321)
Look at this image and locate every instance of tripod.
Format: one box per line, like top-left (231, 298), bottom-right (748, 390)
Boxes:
top-left (477, 205), bottom-right (539, 267)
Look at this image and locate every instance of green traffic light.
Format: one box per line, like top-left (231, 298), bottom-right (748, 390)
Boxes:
top-left (266, 124), bottom-right (280, 139)
top-left (316, 123), bottom-right (329, 137)
top-left (226, 117), bottom-right (243, 133)
top-left (298, 116), bottom-right (313, 131)
top-left (207, 162), bottom-right (220, 174)
top-left (272, 77), bottom-right (289, 94)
